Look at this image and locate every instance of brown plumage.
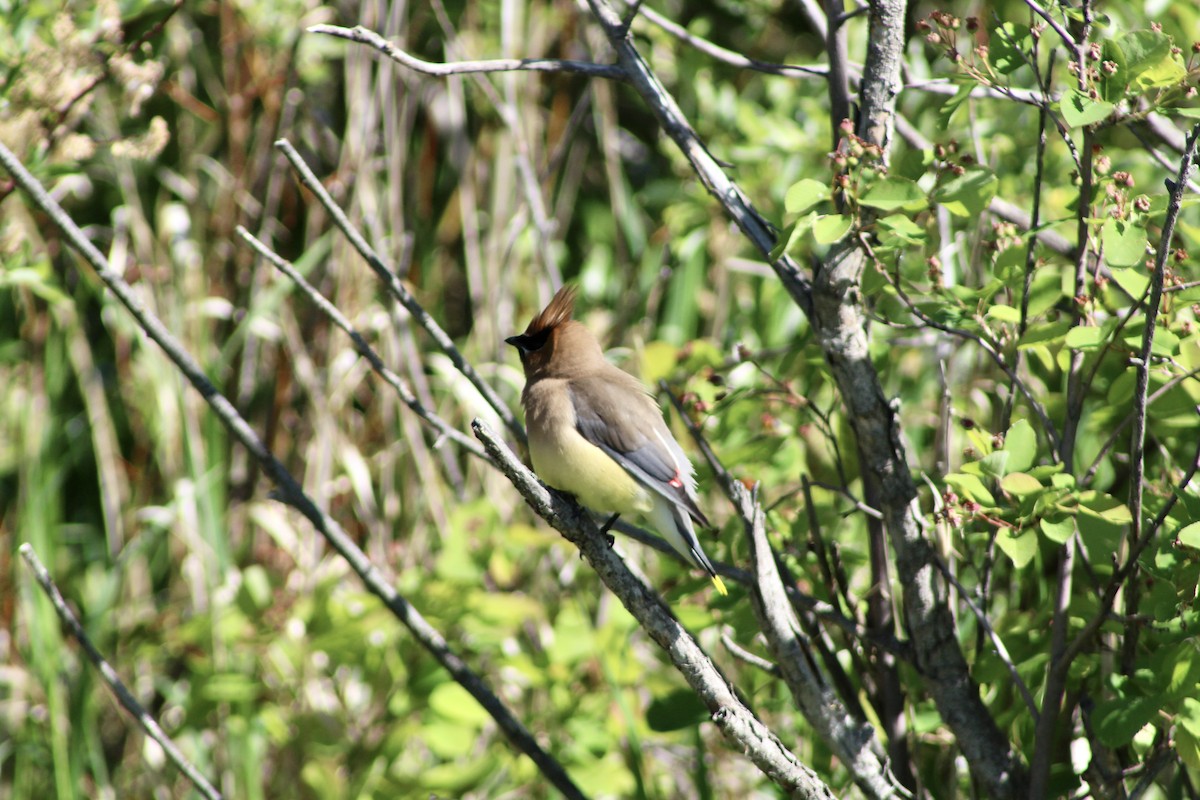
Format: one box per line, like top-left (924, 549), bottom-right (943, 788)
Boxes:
top-left (506, 286), bottom-right (727, 595)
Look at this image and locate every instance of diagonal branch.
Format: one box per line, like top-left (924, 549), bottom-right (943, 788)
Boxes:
top-left (471, 420), bottom-right (838, 799)
top-left (0, 141), bottom-right (587, 800)
top-left (272, 138), bottom-right (526, 444)
top-left (582, 0), bottom-right (813, 315)
top-left (19, 543), bottom-right (224, 800)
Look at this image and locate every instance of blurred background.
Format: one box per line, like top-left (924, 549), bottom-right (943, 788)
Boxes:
top-left (2, 0), bottom-right (1199, 797)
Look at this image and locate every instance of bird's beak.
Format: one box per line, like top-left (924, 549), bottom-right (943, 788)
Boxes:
top-left (505, 334), bottom-right (531, 351)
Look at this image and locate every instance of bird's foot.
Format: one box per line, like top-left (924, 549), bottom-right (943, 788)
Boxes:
top-left (598, 513), bottom-right (620, 548)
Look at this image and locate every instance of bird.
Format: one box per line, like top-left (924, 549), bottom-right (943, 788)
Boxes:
top-left (506, 286), bottom-right (728, 595)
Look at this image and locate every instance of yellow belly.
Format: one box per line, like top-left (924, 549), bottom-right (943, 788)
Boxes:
top-left (529, 426), bottom-right (652, 517)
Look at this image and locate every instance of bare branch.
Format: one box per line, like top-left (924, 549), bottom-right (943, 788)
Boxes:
top-left (19, 543), bottom-right (224, 800)
top-left (308, 23), bottom-right (627, 80)
top-left (471, 420), bottom-right (838, 799)
top-left (621, 0), bottom-right (829, 78)
top-left (809, 0), bottom-right (1028, 793)
top-left (234, 226), bottom-right (489, 460)
top-left (583, 0), bottom-right (813, 314)
top-left (0, 141), bottom-right (587, 800)
top-left (272, 138), bottom-right (526, 445)
top-left (659, 387), bottom-right (903, 798)
top-left (1021, 0), bottom-right (1076, 50)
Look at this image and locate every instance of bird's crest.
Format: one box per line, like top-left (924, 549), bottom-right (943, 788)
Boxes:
top-left (526, 285), bottom-right (577, 335)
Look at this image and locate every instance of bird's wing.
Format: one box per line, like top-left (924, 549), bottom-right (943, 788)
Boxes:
top-left (567, 374), bottom-right (710, 528)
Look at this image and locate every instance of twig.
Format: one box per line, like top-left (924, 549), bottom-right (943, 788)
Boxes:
top-left (1021, 0), bottom-right (1076, 49)
top-left (19, 543), bottom-right (224, 800)
top-left (583, 0), bottom-right (813, 315)
top-left (1127, 122), bottom-right (1200, 563)
top-left (1035, 123), bottom-right (1200, 798)
top-left (933, 555), bottom-right (1039, 718)
top-left (272, 138), bottom-right (526, 445)
top-left (660, 388), bottom-right (900, 799)
top-left (471, 420), bottom-right (837, 799)
top-left (0, 141), bottom-right (586, 800)
top-left (721, 633), bottom-right (782, 677)
top-left (308, 24), bottom-right (627, 80)
top-left (234, 226), bottom-right (488, 460)
top-left (620, 0), bottom-right (829, 78)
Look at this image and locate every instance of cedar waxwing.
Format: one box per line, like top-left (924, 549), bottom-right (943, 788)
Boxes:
top-left (506, 286), bottom-right (728, 595)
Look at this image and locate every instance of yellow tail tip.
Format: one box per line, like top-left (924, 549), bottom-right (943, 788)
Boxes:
top-left (712, 575), bottom-right (728, 596)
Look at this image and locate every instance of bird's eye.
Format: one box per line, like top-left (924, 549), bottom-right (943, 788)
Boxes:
top-left (505, 329), bottom-right (551, 353)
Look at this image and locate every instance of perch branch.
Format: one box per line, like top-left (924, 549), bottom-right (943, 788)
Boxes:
top-left (472, 420), bottom-right (837, 799)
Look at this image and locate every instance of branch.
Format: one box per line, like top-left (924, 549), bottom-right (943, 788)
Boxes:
top-left (743, 483), bottom-right (904, 800)
top-left (620, 0), bottom-right (830, 78)
top-left (471, 420), bottom-right (838, 799)
top-left (272, 138), bottom-right (526, 445)
top-left (1036, 123), bottom-right (1200, 798)
top-left (808, 0), bottom-right (1028, 794)
top-left (308, 23), bottom-right (627, 80)
top-left (663, 388), bottom-right (903, 798)
top-left (582, 0), bottom-right (813, 315)
top-left (234, 226), bottom-right (489, 460)
top-left (0, 141), bottom-right (587, 800)
top-left (19, 544), bottom-right (224, 800)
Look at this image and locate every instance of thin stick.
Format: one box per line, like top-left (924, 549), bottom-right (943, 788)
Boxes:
top-left (234, 226), bottom-right (488, 460)
top-left (309, 23), bottom-right (627, 80)
top-left (272, 138), bottom-right (526, 445)
top-left (19, 543), bottom-right (224, 800)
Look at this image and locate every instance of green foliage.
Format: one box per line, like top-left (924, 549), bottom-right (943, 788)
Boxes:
top-left (3, 0), bottom-right (1200, 798)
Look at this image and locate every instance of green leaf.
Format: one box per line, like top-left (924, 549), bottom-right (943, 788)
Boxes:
top-left (1109, 267), bottom-right (1150, 297)
top-left (784, 178), bottom-right (830, 214)
top-left (979, 451), bottom-right (1010, 480)
top-left (1065, 326), bottom-right (1106, 350)
top-left (876, 214), bottom-right (927, 245)
top-left (934, 167), bottom-right (998, 218)
top-left (1040, 515), bottom-right (1075, 544)
top-left (945, 473), bottom-right (996, 507)
top-left (812, 214), bottom-right (854, 244)
top-left (987, 304), bottom-right (1022, 324)
top-left (1019, 319), bottom-right (1072, 348)
top-left (1004, 419), bottom-right (1037, 472)
top-left (1060, 89), bottom-right (1115, 128)
top-left (1094, 693), bottom-right (1161, 747)
top-left (769, 221), bottom-right (797, 261)
top-left (989, 23), bottom-right (1031, 75)
top-left (1001, 472), bottom-right (1042, 497)
top-left (859, 177), bottom-right (926, 211)
top-left (1179, 522), bottom-right (1200, 549)
top-left (996, 527), bottom-right (1038, 568)
top-left (1180, 696), bottom-right (1200, 738)
top-left (1101, 219), bottom-right (1148, 267)
top-left (939, 79), bottom-right (975, 128)
top-left (1115, 31), bottom-right (1184, 90)
top-left (1179, 726), bottom-right (1200, 773)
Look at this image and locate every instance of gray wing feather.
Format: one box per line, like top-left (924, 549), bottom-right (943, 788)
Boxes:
top-left (568, 375), bottom-right (710, 527)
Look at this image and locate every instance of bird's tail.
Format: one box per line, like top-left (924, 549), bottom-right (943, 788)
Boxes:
top-left (669, 504), bottom-right (728, 596)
